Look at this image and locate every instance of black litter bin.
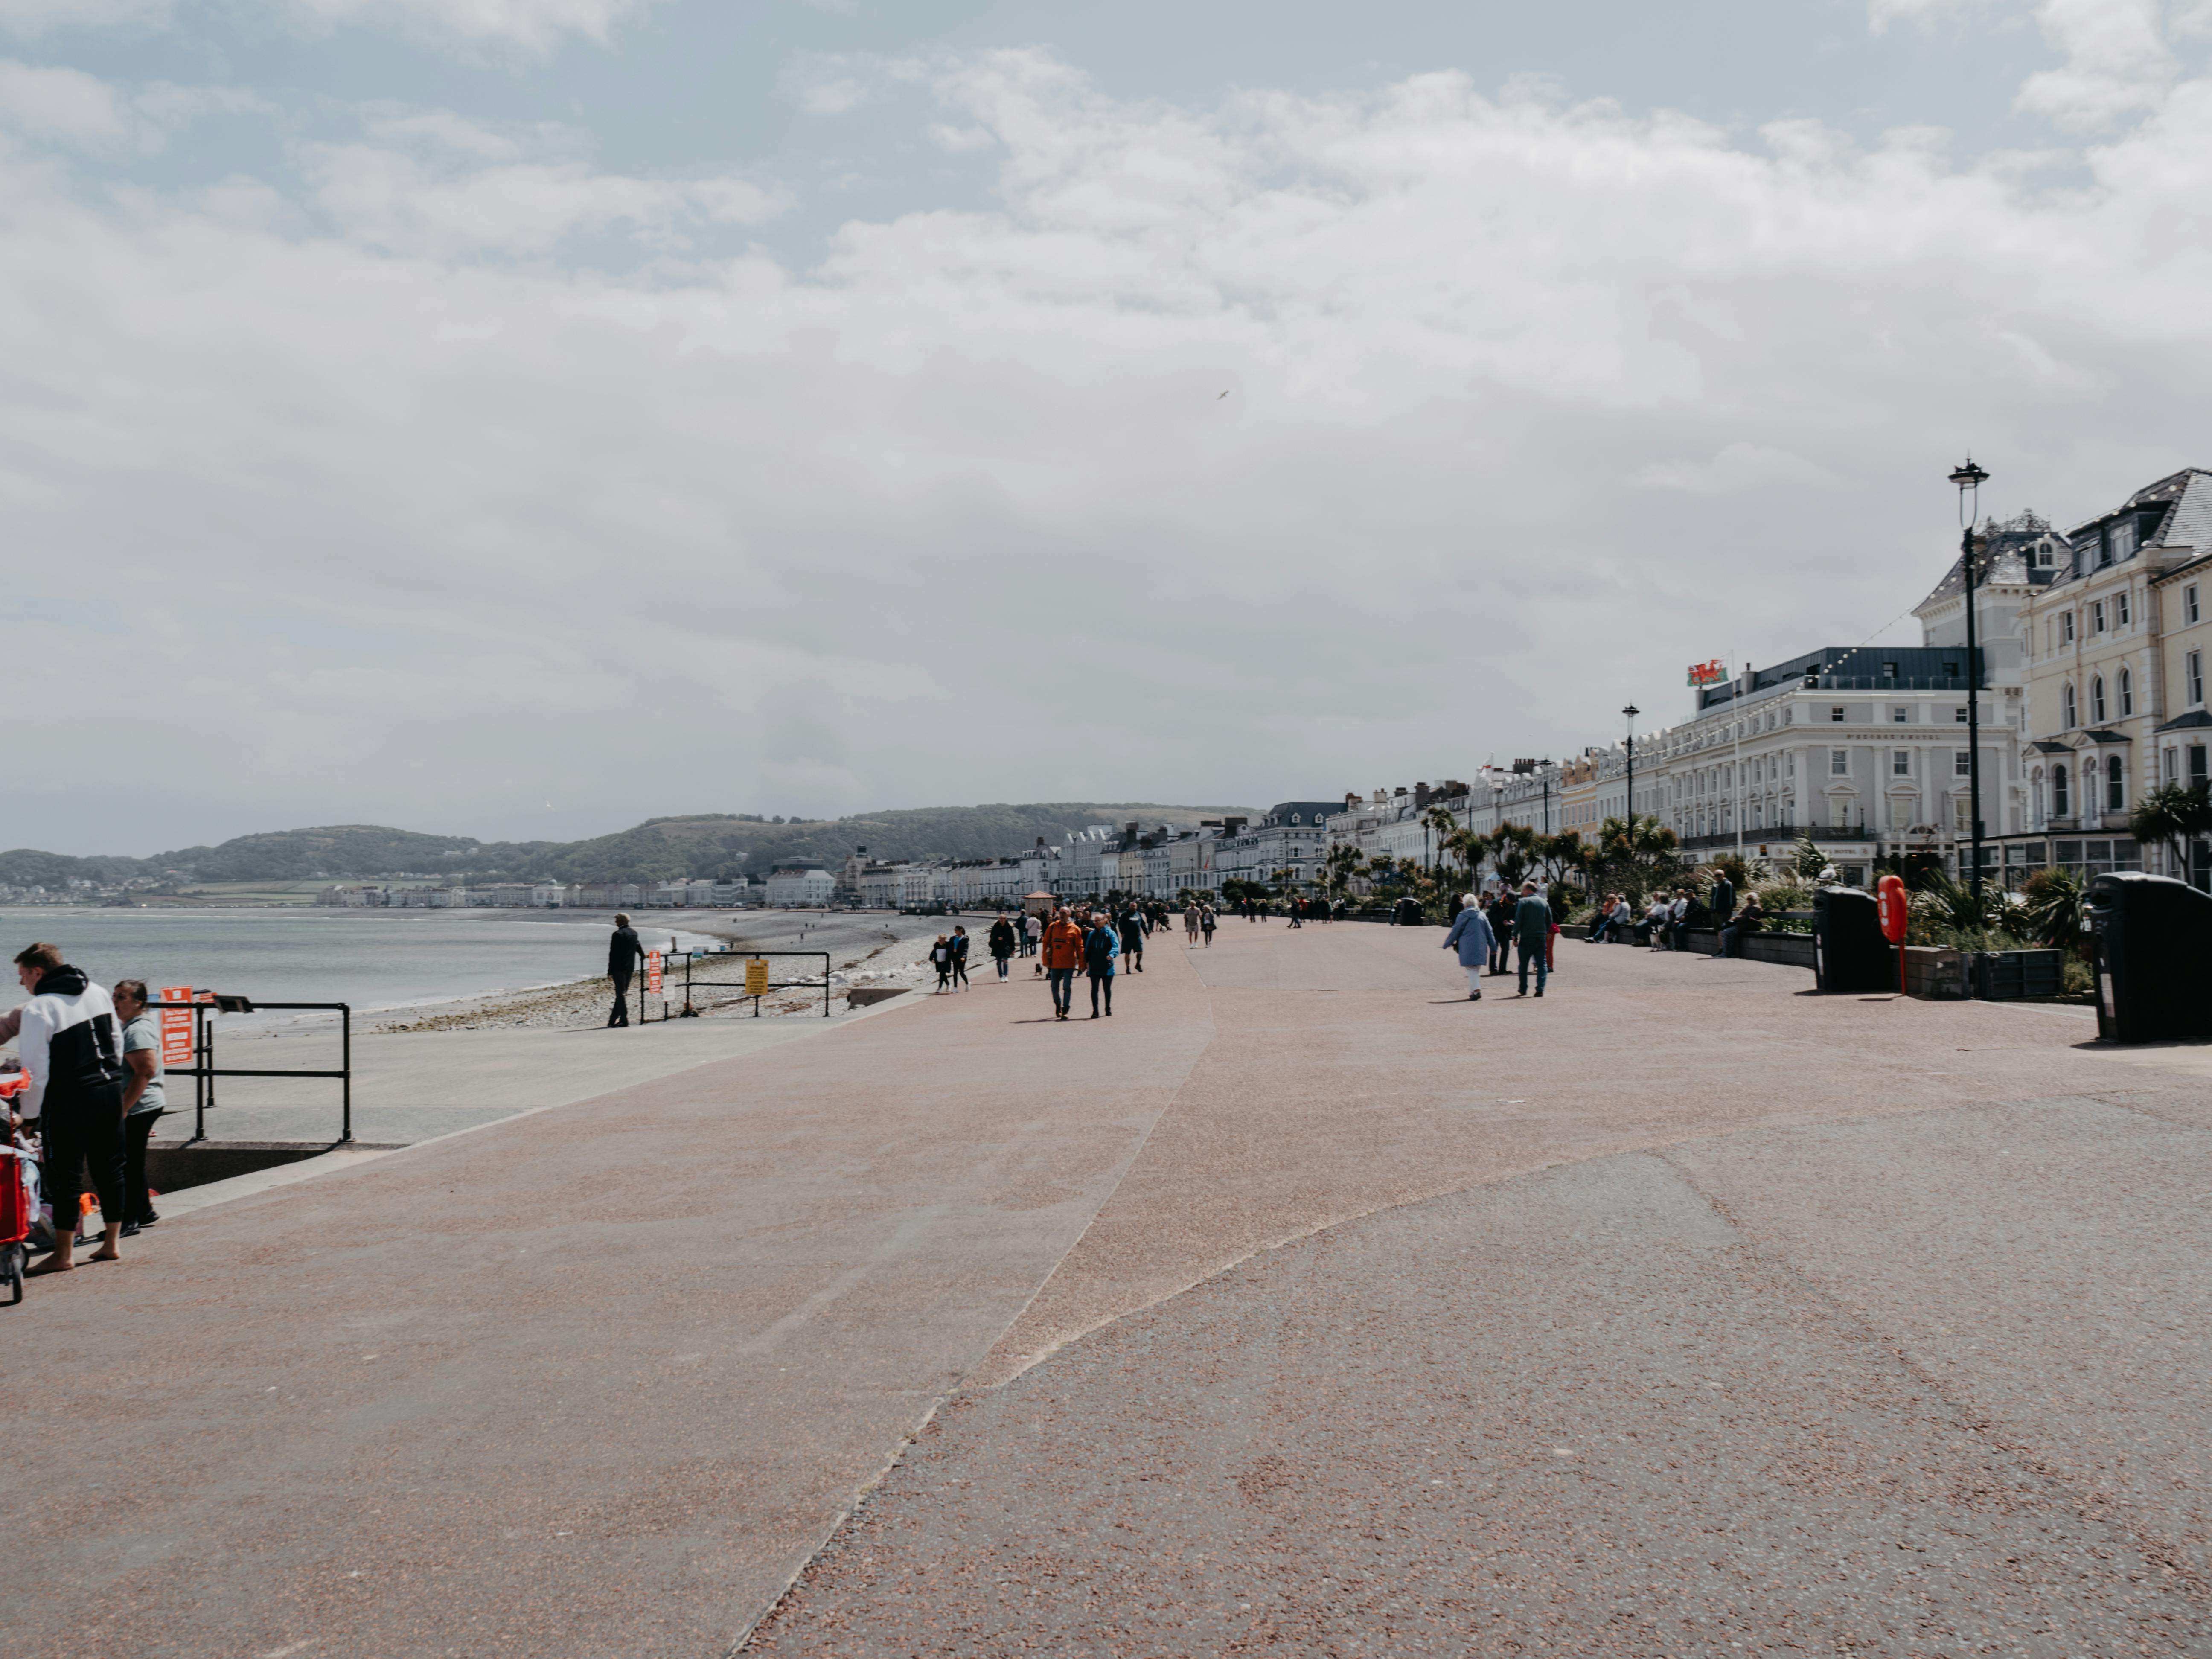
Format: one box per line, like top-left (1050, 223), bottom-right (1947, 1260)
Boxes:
top-left (2085, 872), bottom-right (2212, 1042)
top-left (1391, 897), bottom-right (1426, 926)
top-left (1811, 885), bottom-right (1893, 993)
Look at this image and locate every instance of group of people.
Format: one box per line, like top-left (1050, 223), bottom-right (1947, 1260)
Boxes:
top-left (1033, 902), bottom-right (1164, 1019)
top-left (1580, 873), bottom-right (1767, 958)
top-left (1441, 882), bottom-right (1560, 999)
top-left (3, 943), bottom-right (168, 1276)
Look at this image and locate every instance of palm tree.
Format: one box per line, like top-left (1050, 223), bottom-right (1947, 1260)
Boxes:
top-left (2131, 781), bottom-right (2212, 877)
top-left (2019, 866), bottom-right (2086, 955)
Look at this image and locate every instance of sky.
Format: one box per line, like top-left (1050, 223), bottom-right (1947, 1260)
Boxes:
top-left (2, 0), bottom-right (2209, 855)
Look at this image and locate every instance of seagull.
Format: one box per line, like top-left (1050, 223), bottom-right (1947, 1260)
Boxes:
top-left (1218, 390), bottom-right (1229, 399)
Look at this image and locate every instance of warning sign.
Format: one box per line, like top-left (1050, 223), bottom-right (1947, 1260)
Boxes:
top-left (745, 958), bottom-right (770, 997)
top-left (646, 950), bottom-right (663, 996)
top-left (159, 986), bottom-right (193, 1067)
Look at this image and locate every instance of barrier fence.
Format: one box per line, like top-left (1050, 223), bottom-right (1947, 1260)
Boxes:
top-left (635, 947), bottom-right (835, 1022)
top-left (150, 993), bottom-right (354, 1145)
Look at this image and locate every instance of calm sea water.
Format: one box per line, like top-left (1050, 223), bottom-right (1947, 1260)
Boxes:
top-left (0, 908), bottom-right (725, 1026)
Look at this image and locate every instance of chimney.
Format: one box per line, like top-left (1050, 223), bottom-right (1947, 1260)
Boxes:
top-left (1414, 781), bottom-right (1432, 809)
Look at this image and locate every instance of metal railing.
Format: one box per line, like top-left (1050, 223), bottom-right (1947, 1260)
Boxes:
top-left (636, 949), bottom-right (834, 1022)
top-left (153, 995), bottom-right (353, 1144)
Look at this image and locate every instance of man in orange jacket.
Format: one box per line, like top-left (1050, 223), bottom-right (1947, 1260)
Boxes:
top-left (1040, 906), bottom-right (1086, 1021)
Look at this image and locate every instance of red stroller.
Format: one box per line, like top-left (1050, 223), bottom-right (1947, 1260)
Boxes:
top-left (0, 1073), bottom-right (28, 1304)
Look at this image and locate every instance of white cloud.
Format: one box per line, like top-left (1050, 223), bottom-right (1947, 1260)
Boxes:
top-left (5, 47), bottom-right (2212, 843)
top-left (303, 136), bottom-right (782, 256)
top-left (278, 0), bottom-right (660, 54)
top-left (0, 0), bottom-right (170, 36)
top-left (2016, 0), bottom-right (2175, 127)
top-left (0, 57), bottom-right (125, 140)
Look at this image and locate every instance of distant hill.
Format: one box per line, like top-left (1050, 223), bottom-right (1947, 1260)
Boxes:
top-left (0, 803), bottom-right (1257, 890)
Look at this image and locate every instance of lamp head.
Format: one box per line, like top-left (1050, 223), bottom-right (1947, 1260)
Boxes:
top-left (1947, 458), bottom-right (1988, 491)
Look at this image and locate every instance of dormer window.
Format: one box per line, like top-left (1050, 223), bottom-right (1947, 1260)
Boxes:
top-left (2111, 519), bottom-right (2138, 560)
top-left (2036, 545), bottom-right (2054, 567)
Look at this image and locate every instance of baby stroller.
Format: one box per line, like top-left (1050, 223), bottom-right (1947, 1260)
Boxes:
top-left (0, 1074), bottom-right (29, 1304)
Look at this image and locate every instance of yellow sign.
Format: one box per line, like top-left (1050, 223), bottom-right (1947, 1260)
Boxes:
top-left (745, 958), bottom-right (770, 996)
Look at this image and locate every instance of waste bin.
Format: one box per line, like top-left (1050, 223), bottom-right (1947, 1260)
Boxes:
top-left (1811, 885), bottom-right (1892, 993)
top-left (2085, 872), bottom-right (2212, 1042)
top-left (1391, 897), bottom-right (1426, 926)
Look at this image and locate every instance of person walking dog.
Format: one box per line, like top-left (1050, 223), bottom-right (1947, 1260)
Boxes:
top-left (1440, 895), bottom-right (1496, 1001)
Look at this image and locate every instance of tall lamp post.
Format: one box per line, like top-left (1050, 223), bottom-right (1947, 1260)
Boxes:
top-left (1950, 458), bottom-right (1989, 914)
top-left (1622, 706), bottom-right (1639, 852)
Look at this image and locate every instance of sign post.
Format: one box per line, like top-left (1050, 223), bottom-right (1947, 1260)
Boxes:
top-left (157, 986), bottom-right (193, 1068)
top-left (745, 957), bottom-right (770, 1015)
top-left (1876, 874), bottom-right (1910, 996)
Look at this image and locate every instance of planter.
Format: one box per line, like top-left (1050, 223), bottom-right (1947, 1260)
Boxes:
top-left (1970, 949), bottom-right (2066, 1001)
top-left (1903, 945), bottom-right (1967, 1000)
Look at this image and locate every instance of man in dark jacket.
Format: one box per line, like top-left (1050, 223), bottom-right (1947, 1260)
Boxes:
top-left (1119, 905), bottom-right (1145, 972)
top-left (987, 914), bottom-right (1018, 981)
top-left (1513, 882), bottom-right (1553, 998)
top-left (16, 942), bottom-right (128, 1273)
top-left (1489, 892), bottom-right (1515, 975)
top-left (607, 912), bottom-right (645, 1026)
top-left (1706, 870), bottom-right (1737, 955)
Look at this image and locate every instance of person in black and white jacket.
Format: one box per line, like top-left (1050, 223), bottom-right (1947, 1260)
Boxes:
top-left (15, 942), bottom-right (128, 1274)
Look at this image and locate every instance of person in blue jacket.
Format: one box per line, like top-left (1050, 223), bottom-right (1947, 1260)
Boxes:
top-left (1083, 913), bottom-right (1120, 1017)
top-left (1440, 896), bottom-right (1495, 1001)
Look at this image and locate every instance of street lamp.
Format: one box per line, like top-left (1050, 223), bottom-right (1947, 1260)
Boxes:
top-left (1622, 705), bottom-right (1639, 853)
top-left (1540, 757), bottom-right (1555, 836)
top-left (1949, 458), bottom-right (1989, 914)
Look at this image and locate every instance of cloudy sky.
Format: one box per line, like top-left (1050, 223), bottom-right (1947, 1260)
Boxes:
top-left (3, 0), bottom-right (2208, 854)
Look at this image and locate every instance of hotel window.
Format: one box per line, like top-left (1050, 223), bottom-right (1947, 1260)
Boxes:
top-left (2098, 530), bottom-right (2115, 568)
top-left (2189, 584), bottom-right (2202, 624)
top-left (2107, 755), bottom-right (2126, 811)
top-left (1954, 704), bottom-right (1968, 722)
top-left (2091, 676), bottom-right (2106, 724)
top-left (1892, 749), bottom-right (1911, 777)
top-left (2191, 650), bottom-right (2205, 707)
top-left (2117, 590), bottom-right (2131, 627)
top-left (2119, 667), bottom-right (2133, 717)
top-left (2063, 682), bottom-right (2078, 728)
top-left (1892, 705), bottom-right (1910, 722)
top-left (1954, 749), bottom-right (1972, 777)
top-left (2053, 764), bottom-right (2070, 816)
top-left (2036, 545), bottom-right (2055, 567)
top-left (2091, 601), bottom-right (2106, 634)
top-left (2061, 611), bottom-right (2076, 644)
top-left (2166, 748), bottom-right (2180, 782)
top-left (1830, 749), bottom-right (1849, 775)
top-left (1830, 705), bottom-right (1845, 722)
top-left (2112, 519), bottom-right (2138, 560)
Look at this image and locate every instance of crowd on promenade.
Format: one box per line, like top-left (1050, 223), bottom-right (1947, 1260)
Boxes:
top-left (2, 942), bottom-right (168, 1279)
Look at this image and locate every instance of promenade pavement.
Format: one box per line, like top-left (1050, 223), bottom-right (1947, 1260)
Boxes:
top-left (10, 920), bottom-right (2209, 1659)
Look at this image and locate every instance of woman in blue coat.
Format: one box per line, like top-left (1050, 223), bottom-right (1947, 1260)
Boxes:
top-left (1083, 914), bottom-right (1120, 1018)
top-left (1441, 896), bottom-right (1496, 1001)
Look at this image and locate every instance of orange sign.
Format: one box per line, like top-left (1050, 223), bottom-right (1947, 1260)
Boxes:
top-left (646, 950), bottom-right (663, 996)
top-left (1685, 658), bottom-right (1729, 687)
top-left (159, 986), bottom-right (194, 1066)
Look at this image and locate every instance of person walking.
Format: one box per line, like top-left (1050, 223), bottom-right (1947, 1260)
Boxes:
top-left (1025, 909), bottom-right (1044, 971)
top-left (1200, 905), bottom-right (1216, 946)
top-left (1084, 910), bottom-right (1120, 1017)
top-left (929, 934), bottom-right (953, 992)
top-left (1042, 906), bottom-right (1084, 1020)
top-left (1119, 905), bottom-right (1145, 973)
top-left (1513, 881), bottom-right (1552, 998)
top-left (111, 980), bottom-right (166, 1236)
top-left (607, 912), bottom-right (645, 1026)
top-left (1439, 895), bottom-right (1496, 1001)
top-left (950, 925), bottom-right (971, 989)
top-left (15, 943), bottom-right (127, 1275)
top-left (1705, 870), bottom-right (1738, 958)
top-left (1489, 892), bottom-right (1515, 975)
top-left (1185, 905), bottom-right (1200, 944)
top-left (988, 914), bottom-right (1017, 981)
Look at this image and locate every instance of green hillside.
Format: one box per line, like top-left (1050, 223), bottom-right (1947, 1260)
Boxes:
top-left (0, 803), bottom-right (1255, 890)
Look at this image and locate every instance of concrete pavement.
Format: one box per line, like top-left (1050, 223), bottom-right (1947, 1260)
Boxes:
top-left (7, 918), bottom-right (2208, 1658)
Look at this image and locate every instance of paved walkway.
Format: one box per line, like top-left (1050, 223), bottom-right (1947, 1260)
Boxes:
top-left (10, 922), bottom-right (2207, 1658)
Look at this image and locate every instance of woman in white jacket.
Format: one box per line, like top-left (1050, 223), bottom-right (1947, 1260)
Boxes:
top-left (15, 942), bottom-right (128, 1273)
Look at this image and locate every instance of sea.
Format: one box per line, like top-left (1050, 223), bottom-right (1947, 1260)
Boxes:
top-left (0, 907), bottom-right (727, 1030)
